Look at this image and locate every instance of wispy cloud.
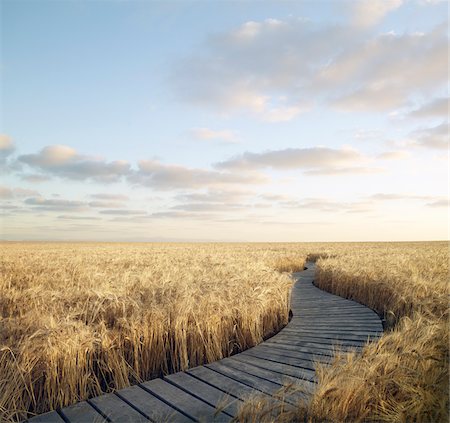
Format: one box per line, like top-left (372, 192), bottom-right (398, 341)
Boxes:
top-left (99, 209), bottom-right (147, 215)
top-left (350, 0), bottom-right (403, 28)
top-left (90, 193), bottom-right (129, 201)
top-left (215, 146), bottom-right (372, 175)
top-left (407, 97), bottom-right (448, 118)
top-left (24, 197), bottom-right (87, 212)
top-left (19, 145), bottom-right (131, 182)
top-left (173, 17), bottom-right (447, 118)
top-left (408, 122), bottom-right (448, 150)
top-left (130, 159), bottom-right (266, 190)
top-left (0, 186), bottom-right (40, 199)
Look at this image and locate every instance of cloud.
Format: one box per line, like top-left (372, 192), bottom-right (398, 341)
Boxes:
top-left (407, 97), bottom-right (449, 118)
top-left (18, 145), bottom-right (131, 182)
top-left (215, 146), bottom-right (370, 175)
top-left (88, 201), bottom-right (125, 208)
top-left (24, 197), bottom-right (87, 212)
top-left (170, 202), bottom-right (246, 213)
top-left (99, 209), bottom-right (147, 215)
top-left (326, 25), bottom-right (448, 111)
top-left (0, 186), bottom-right (40, 199)
top-left (426, 199), bottom-right (448, 208)
top-left (275, 197), bottom-right (373, 213)
top-left (376, 151), bottom-right (410, 160)
top-left (90, 193), bottom-right (129, 201)
top-left (0, 135), bottom-right (15, 158)
top-left (175, 189), bottom-right (252, 204)
top-left (189, 127), bottom-right (239, 143)
top-left (57, 215), bottom-right (102, 220)
top-left (369, 193), bottom-right (431, 201)
top-left (351, 0), bottom-right (403, 28)
top-left (20, 174), bottom-right (52, 183)
top-left (130, 159), bottom-right (266, 190)
top-left (173, 16), bottom-right (447, 117)
top-left (409, 122), bottom-right (448, 150)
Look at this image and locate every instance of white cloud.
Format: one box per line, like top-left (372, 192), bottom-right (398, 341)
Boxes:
top-left (130, 159), bottom-right (266, 190)
top-left (407, 97), bottom-right (449, 118)
top-left (19, 145), bottom-right (131, 182)
top-left (351, 0), bottom-right (404, 28)
top-left (408, 122), bottom-right (448, 150)
top-left (173, 17), bottom-right (447, 117)
top-left (215, 146), bottom-right (370, 175)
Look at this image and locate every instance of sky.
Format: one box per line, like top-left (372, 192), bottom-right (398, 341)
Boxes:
top-left (0, 0), bottom-right (448, 242)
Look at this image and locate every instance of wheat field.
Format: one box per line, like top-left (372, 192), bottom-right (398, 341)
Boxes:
top-left (236, 242), bottom-right (449, 422)
top-left (1, 241), bottom-right (448, 422)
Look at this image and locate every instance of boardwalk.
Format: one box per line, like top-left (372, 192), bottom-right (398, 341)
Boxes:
top-left (28, 263), bottom-right (383, 422)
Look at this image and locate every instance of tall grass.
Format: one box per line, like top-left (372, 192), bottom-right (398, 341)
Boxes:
top-left (0, 242), bottom-right (305, 421)
top-left (236, 242), bottom-right (449, 422)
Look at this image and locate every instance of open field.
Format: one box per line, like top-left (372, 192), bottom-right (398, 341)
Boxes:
top-left (0, 241), bottom-right (448, 422)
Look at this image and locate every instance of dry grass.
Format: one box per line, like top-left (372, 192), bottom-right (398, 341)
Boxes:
top-left (1, 241), bottom-right (448, 422)
top-left (236, 242), bottom-right (449, 422)
top-left (0, 242), bottom-right (305, 421)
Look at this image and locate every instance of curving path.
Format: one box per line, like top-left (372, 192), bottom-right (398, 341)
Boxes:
top-left (28, 263), bottom-right (383, 423)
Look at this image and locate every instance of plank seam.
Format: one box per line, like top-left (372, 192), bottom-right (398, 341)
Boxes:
top-left (162, 376), bottom-right (235, 418)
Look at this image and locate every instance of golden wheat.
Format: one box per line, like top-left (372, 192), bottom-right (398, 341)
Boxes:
top-left (236, 241), bottom-right (449, 423)
top-left (1, 242), bottom-right (448, 422)
top-left (0, 242), bottom-right (306, 421)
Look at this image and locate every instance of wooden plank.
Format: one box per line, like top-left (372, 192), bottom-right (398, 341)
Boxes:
top-left (222, 357), bottom-right (314, 390)
top-left (141, 378), bottom-right (230, 422)
top-left (233, 353), bottom-right (318, 383)
top-left (268, 336), bottom-right (361, 353)
top-left (221, 358), bottom-right (311, 405)
top-left (88, 393), bottom-right (148, 422)
top-left (273, 334), bottom-right (367, 347)
top-left (280, 328), bottom-right (380, 342)
top-left (60, 401), bottom-right (106, 423)
top-left (206, 362), bottom-right (295, 403)
top-left (165, 372), bottom-right (241, 417)
top-left (283, 324), bottom-right (382, 337)
top-left (242, 349), bottom-right (318, 375)
top-left (188, 366), bottom-right (271, 401)
top-left (258, 340), bottom-right (335, 357)
top-left (249, 344), bottom-right (331, 364)
top-left (117, 385), bottom-right (190, 423)
top-left (27, 411), bottom-right (65, 423)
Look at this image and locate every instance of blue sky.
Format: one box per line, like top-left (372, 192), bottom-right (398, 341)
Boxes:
top-left (1, 0), bottom-right (448, 241)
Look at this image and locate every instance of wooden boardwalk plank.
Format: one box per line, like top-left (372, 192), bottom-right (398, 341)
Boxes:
top-left (117, 385), bottom-right (191, 423)
top-left (141, 378), bottom-right (230, 422)
top-left (88, 393), bottom-right (148, 422)
top-left (165, 372), bottom-right (242, 417)
top-left (60, 401), bottom-right (106, 423)
top-left (188, 366), bottom-right (272, 402)
top-left (26, 411), bottom-right (65, 423)
top-left (231, 354), bottom-right (318, 383)
top-left (247, 344), bottom-right (331, 364)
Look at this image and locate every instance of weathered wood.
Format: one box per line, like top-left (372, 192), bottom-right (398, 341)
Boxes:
top-left (232, 354), bottom-right (318, 383)
top-left (165, 372), bottom-right (241, 417)
top-left (245, 344), bottom-right (331, 364)
top-left (59, 401), bottom-right (106, 423)
top-left (88, 393), bottom-right (148, 422)
top-left (188, 365), bottom-right (272, 401)
top-left (26, 411), bottom-right (65, 423)
top-left (206, 362), bottom-right (292, 401)
top-left (117, 385), bottom-right (190, 423)
top-left (141, 378), bottom-right (230, 422)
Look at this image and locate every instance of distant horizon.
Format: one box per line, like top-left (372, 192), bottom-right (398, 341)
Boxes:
top-left (2, 0), bottom-right (448, 242)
